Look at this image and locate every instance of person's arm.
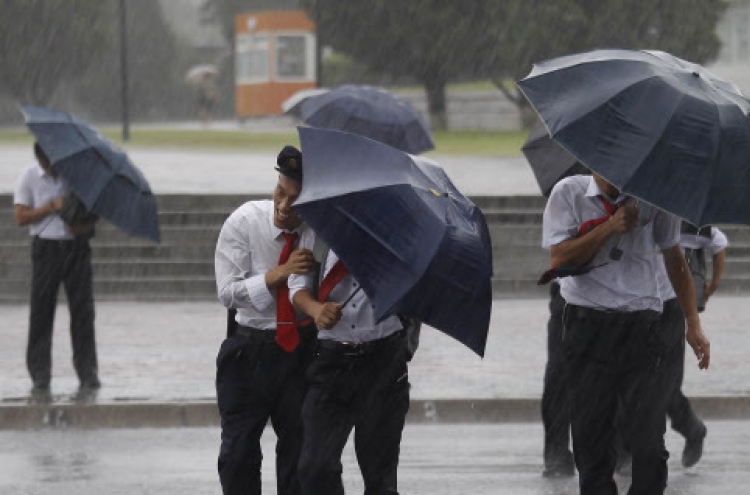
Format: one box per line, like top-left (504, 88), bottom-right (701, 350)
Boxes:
top-left (550, 205), bottom-right (638, 267)
top-left (14, 196), bottom-right (65, 227)
top-left (292, 289), bottom-right (341, 330)
top-left (663, 245), bottom-right (710, 369)
top-left (67, 221), bottom-right (96, 236)
top-left (214, 209), bottom-right (310, 310)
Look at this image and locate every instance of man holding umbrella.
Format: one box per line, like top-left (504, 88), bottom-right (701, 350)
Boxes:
top-left (289, 247), bottom-right (410, 494)
top-left (14, 143), bottom-right (100, 401)
top-left (214, 146), bottom-right (317, 494)
top-left (543, 172), bottom-right (710, 494)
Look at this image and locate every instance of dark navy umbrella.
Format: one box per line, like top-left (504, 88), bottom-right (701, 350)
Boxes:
top-left (297, 84), bottom-right (435, 154)
top-left (22, 106), bottom-right (160, 242)
top-left (522, 120), bottom-right (589, 197)
top-left (295, 127), bottom-right (492, 356)
top-left (518, 49), bottom-right (750, 227)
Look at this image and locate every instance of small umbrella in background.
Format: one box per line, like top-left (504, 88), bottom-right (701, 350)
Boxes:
top-left (281, 87), bottom-right (330, 116)
top-left (185, 64), bottom-right (218, 85)
top-left (22, 106), bottom-right (160, 243)
top-left (296, 84), bottom-right (435, 154)
top-left (518, 49), bottom-right (750, 227)
top-left (295, 126), bottom-right (492, 357)
top-left (522, 120), bottom-right (589, 197)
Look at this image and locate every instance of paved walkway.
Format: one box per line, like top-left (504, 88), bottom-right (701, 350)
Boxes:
top-left (0, 421), bottom-right (746, 494)
top-left (0, 296), bottom-right (744, 405)
top-left (0, 143), bottom-right (539, 196)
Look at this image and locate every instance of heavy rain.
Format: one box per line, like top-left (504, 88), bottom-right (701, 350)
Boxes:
top-left (1, 0), bottom-right (750, 493)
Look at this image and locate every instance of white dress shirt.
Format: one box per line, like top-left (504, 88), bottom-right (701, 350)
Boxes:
top-left (13, 163), bottom-right (73, 240)
top-left (214, 199), bottom-right (313, 330)
top-left (288, 235), bottom-right (402, 343)
top-left (542, 175), bottom-right (680, 312)
top-left (656, 226), bottom-right (729, 301)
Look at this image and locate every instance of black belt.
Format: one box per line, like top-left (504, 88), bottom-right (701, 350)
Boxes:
top-left (318, 330), bottom-right (404, 356)
top-left (235, 325), bottom-right (316, 342)
top-left (566, 304), bottom-right (659, 322)
top-left (236, 325), bottom-right (277, 342)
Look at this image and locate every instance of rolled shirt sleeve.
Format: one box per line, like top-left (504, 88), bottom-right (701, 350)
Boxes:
top-left (214, 208), bottom-right (274, 310)
top-left (288, 233), bottom-right (315, 303)
top-left (709, 227), bottom-right (728, 254)
top-left (542, 179), bottom-right (580, 249)
top-left (652, 209), bottom-right (681, 250)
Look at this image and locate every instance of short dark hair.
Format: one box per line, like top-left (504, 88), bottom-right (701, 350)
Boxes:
top-left (275, 145), bottom-right (303, 182)
top-left (33, 142), bottom-right (49, 164)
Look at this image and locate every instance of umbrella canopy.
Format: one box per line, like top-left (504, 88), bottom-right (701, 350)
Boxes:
top-left (281, 87), bottom-right (329, 116)
top-left (518, 49), bottom-right (750, 227)
top-left (295, 127), bottom-right (492, 357)
top-left (522, 120), bottom-right (589, 197)
top-left (185, 64), bottom-right (218, 84)
top-left (297, 84), bottom-right (435, 154)
top-left (22, 106), bottom-right (160, 243)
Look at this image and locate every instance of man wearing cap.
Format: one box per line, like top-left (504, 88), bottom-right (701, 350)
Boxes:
top-left (214, 145), bottom-right (316, 495)
top-left (289, 243), bottom-right (410, 494)
top-left (542, 172), bottom-right (710, 494)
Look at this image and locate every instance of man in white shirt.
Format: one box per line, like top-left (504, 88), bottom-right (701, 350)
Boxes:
top-left (14, 143), bottom-right (99, 402)
top-left (289, 246), bottom-right (409, 494)
top-left (543, 173), bottom-right (710, 495)
top-left (214, 146), bottom-right (316, 495)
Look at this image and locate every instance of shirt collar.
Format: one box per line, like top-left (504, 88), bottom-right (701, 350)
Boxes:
top-left (35, 163), bottom-right (52, 179)
top-left (268, 206), bottom-right (304, 240)
top-left (584, 175), bottom-right (627, 204)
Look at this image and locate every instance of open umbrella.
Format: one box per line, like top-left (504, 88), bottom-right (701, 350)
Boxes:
top-left (185, 64), bottom-right (218, 85)
top-left (296, 84), bottom-right (435, 154)
top-left (517, 49), bottom-right (750, 227)
top-left (281, 87), bottom-right (329, 116)
top-left (22, 106), bottom-right (160, 243)
top-left (294, 127), bottom-right (492, 357)
top-left (522, 120), bottom-right (589, 197)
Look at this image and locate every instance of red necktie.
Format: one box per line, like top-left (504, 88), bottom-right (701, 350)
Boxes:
top-left (276, 232), bottom-right (299, 352)
top-left (318, 260), bottom-right (349, 302)
top-left (576, 195), bottom-right (621, 238)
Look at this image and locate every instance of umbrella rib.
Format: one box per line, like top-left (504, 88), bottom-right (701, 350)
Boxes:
top-left (332, 203), bottom-right (408, 263)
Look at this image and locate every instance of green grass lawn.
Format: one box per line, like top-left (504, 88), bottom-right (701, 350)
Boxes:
top-left (0, 126), bottom-right (526, 156)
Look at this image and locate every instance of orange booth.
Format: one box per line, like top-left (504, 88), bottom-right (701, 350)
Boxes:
top-left (235, 11), bottom-right (317, 118)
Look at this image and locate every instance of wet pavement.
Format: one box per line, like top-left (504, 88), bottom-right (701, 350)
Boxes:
top-left (0, 143), bottom-right (538, 197)
top-left (0, 421), bottom-right (746, 494)
top-left (0, 296), bottom-right (745, 406)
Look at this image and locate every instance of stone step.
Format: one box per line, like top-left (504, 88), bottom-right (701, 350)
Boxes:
top-left (0, 260), bottom-right (214, 279)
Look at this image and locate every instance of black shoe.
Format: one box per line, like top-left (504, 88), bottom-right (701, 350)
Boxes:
top-left (682, 424), bottom-right (707, 468)
top-left (30, 385), bottom-right (52, 404)
top-left (543, 453), bottom-right (575, 478)
top-left (80, 378), bottom-right (101, 390)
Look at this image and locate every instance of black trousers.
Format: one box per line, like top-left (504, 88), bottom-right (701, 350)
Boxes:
top-left (216, 327), bottom-right (316, 495)
top-left (541, 282), bottom-right (571, 467)
top-left (298, 333), bottom-right (410, 495)
top-left (661, 299), bottom-right (704, 438)
top-left (27, 236), bottom-right (97, 388)
top-left (563, 305), bottom-right (668, 495)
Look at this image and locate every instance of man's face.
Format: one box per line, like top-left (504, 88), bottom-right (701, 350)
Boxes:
top-left (273, 174), bottom-right (304, 230)
top-left (593, 173), bottom-right (620, 198)
top-left (37, 156), bottom-right (56, 177)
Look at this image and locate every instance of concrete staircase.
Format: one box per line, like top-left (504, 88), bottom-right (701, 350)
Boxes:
top-left (2, 194), bottom-right (748, 302)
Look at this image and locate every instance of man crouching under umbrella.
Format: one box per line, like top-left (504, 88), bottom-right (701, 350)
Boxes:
top-left (542, 172), bottom-right (710, 494)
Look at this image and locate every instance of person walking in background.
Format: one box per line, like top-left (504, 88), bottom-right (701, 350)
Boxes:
top-left (290, 244), bottom-right (410, 494)
top-left (13, 143), bottom-right (100, 403)
top-left (542, 172), bottom-right (710, 494)
top-left (617, 223), bottom-right (727, 474)
top-left (214, 145), bottom-right (317, 495)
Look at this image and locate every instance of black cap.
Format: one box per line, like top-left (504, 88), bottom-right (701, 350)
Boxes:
top-left (275, 145), bottom-right (303, 182)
